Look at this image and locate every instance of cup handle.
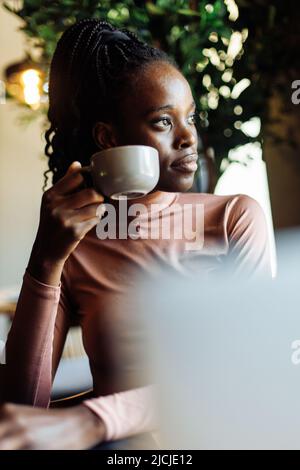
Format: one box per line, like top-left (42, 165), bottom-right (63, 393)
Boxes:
top-left (80, 165), bottom-right (93, 188)
top-left (80, 165), bottom-right (109, 202)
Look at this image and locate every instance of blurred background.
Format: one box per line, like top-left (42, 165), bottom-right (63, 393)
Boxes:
top-left (0, 0), bottom-right (299, 398)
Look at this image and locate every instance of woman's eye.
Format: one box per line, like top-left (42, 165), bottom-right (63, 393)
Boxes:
top-left (152, 113), bottom-right (197, 129)
top-left (188, 113), bottom-right (197, 125)
top-left (152, 117), bottom-right (172, 128)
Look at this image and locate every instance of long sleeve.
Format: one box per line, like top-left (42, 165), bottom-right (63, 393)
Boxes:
top-left (0, 268), bottom-right (158, 443)
top-left (225, 194), bottom-right (272, 278)
top-left (1, 268), bottom-right (72, 407)
top-left (82, 384), bottom-right (158, 442)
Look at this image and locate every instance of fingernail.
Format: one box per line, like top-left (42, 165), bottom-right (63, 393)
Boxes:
top-left (97, 203), bottom-right (107, 218)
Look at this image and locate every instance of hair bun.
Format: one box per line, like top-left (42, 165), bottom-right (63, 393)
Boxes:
top-left (101, 29), bottom-right (130, 45)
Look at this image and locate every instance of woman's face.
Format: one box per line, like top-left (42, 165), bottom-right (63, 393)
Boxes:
top-left (111, 61), bottom-right (199, 193)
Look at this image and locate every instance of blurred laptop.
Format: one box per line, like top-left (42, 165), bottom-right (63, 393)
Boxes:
top-left (139, 228), bottom-right (300, 449)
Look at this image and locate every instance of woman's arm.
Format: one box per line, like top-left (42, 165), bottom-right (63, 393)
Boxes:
top-left (0, 402), bottom-right (106, 450)
top-left (0, 385), bottom-right (158, 449)
top-left (2, 267), bottom-right (72, 406)
top-left (0, 264), bottom-right (108, 450)
top-left (82, 384), bottom-right (158, 442)
top-left (225, 194), bottom-right (272, 278)
top-left (1, 161), bottom-right (104, 405)
top-left (1, 267), bottom-right (158, 446)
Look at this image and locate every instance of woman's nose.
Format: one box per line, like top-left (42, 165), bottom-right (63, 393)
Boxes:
top-left (174, 124), bottom-right (197, 150)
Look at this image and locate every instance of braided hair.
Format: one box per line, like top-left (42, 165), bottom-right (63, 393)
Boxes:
top-left (43, 19), bottom-right (177, 191)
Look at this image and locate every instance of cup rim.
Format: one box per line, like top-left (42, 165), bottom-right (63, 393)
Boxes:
top-left (91, 145), bottom-right (158, 161)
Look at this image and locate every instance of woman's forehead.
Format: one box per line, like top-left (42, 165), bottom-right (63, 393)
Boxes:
top-left (121, 62), bottom-right (194, 113)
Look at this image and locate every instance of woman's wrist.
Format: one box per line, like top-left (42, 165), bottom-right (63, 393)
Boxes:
top-left (27, 248), bottom-right (65, 287)
top-left (72, 404), bottom-right (107, 448)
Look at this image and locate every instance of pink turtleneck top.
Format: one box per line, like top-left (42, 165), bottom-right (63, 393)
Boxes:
top-left (1, 191), bottom-right (271, 442)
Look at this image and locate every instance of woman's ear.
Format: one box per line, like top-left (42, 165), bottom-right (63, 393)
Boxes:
top-left (93, 122), bottom-right (118, 149)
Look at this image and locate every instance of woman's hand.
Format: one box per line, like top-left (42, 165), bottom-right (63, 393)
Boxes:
top-left (0, 402), bottom-right (106, 450)
top-left (27, 161), bottom-right (105, 285)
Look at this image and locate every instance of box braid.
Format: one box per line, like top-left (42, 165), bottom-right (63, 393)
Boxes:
top-left (43, 19), bottom-right (177, 191)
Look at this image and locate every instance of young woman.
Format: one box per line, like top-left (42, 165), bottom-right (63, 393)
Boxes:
top-left (0, 19), bottom-right (271, 449)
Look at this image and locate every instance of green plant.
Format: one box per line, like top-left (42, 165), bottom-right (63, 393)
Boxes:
top-left (3, 0), bottom-right (300, 179)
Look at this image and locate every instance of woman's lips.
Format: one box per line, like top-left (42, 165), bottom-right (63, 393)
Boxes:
top-left (171, 154), bottom-right (198, 173)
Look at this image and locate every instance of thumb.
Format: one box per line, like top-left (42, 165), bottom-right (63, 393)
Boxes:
top-left (66, 161), bottom-right (82, 175)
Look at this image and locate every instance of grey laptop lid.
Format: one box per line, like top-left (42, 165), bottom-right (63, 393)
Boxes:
top-left (139, 228), bottom-right (300, 449)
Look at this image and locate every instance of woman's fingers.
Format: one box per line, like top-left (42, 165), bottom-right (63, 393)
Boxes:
top-left (54, 162), bottom-right (87, 196)
top-left (0, 434), bottom-right (26, 450)
top-left (69, 203), bottom-right (106, 223)
top-left (31, 161), bottom-right (106, 265)
top-left (60, 188), bottom-right (104, 210)
top-left (75, 217), bottom-right (102, 239)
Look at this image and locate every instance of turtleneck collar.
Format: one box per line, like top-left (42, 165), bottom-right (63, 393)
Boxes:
top-left (107, 190), bottom-right (179, 214)
top-left (127, 190), bottom-right (178, 207)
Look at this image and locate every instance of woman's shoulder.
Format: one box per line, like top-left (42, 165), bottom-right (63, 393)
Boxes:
top-left (175, 192), bottom-right (264, 225)
top-left (176, 191), bottom-right (261, 209)
top-left (175, 191), bottom-right (257, 209)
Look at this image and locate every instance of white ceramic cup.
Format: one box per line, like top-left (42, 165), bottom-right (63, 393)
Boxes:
top-left (89, 145), bottom-right (160, 200)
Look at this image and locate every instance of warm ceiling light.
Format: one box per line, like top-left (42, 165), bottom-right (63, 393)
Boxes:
top-left (4, 58), bottom-right (44, 108)
top-left (20, 69), bottom-right (41, 107)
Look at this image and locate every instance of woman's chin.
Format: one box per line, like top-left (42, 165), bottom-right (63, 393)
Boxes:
top-left (163, 171), bottom-right (196, 192)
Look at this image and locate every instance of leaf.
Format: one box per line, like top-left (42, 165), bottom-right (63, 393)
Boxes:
top-left (213, 0), bottom-right (227, 17)
top-left (36, 25), bottom-right (56, 41)
top-left (218, 27), bottom-right (232, 40)
top-left (25, 0), bottom-right (43, 6)
top-left (145, 2), bottom-right (165, 15)
top-left (132, 8), bottom-right (149, 24)
top-left (177, 8), bottom-right (200, 17)
top-left (2, 2), bottom-right (14, 13)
